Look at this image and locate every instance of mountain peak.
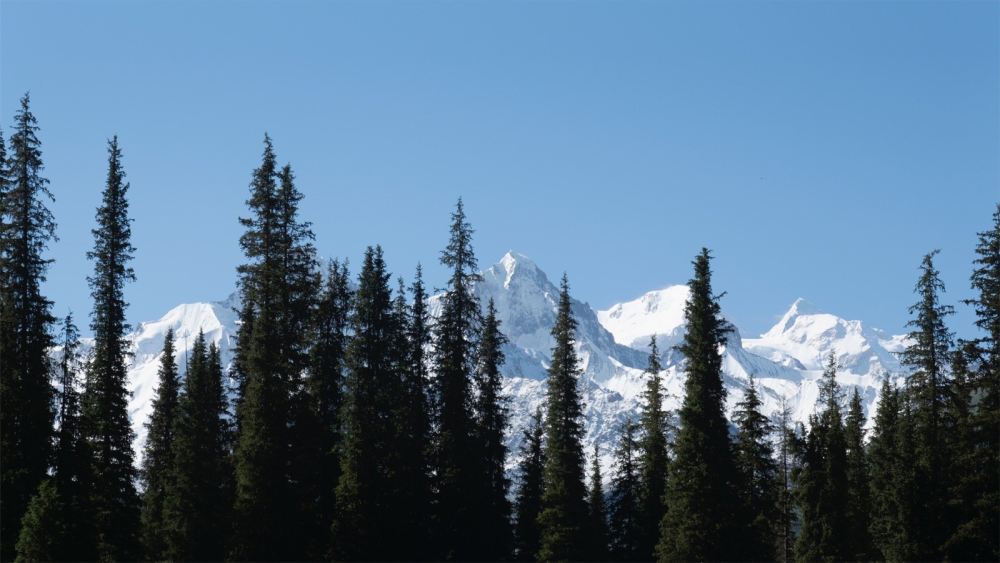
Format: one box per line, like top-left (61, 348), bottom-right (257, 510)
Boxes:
top-left (789, 297), bottom-right (822, 317)
top-left (494, 251), bottom-right (540, 288)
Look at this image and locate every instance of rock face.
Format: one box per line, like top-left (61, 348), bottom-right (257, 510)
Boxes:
top-left (80, 251), bottom-right (907, 473)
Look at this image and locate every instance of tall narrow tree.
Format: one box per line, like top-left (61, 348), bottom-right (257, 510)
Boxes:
top-left (140, 328), bottom-right (180, 560)
top-left (82, 135), bottom-right (141, 561)
top-left (636, 335), bottom-right (669, 561)
top-left (513, 408), bottom-right (545, 562)
top-left (732, 376), bottom-right (778, 562)
top-left (657, 249), bottom-right (740, 562)
top-left (432, 198), bottom-right (483, 560)
top-left (868, 377), bottom-right (916, 561)
top-left (1, 94), bottom-right (57, 560)
top-left (844, 387), bottom-right (875, 561)
top-left (609, 419), bottom-right (642, 563)
top-left (537, 274), bottom-right (589, 562)
top-left (901, 250), bottom-right (954, 559)
top-left (775, 396), bottom-right (797, 563)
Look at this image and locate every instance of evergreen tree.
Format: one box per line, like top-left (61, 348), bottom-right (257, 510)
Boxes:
top-left (636, 336), bottom-right (669, 562)
top-left (306, 258), bottom-right (351, 559)
top-left (608, 419), bottom-right (641, 563)
top-left (868, 377), bottom-right (916, 561)
top-left (140, 328), bottom-right (180, 560)
top-left (473, 298), bottom-right (513, 560)
top-left (775, 396), bottom-right (797, 563)
top-left (332, 246), bottom-right (399, 561)
top-left (14, 480), bottom-right (63, 563)
top-left (586, 444), bottom-right (610, 562)
top-left (732, 376), bottom-right (778, 562)
top-left (901, 250), bottom-right (954, 560)
top-left (844, 387), bottom-right (876, 561)
top-left (1, 93), bottom-right (57, 560)
top-left (537, 274), bottom-right (590, 562)
top-left (793, 353), bottom-right (848, 563)
top-left (944, 204), bottom-right (1000, 561)
top-left (513, 409), bottom-right (545, 562)
top-left (431, 198), bottom-right (483, 560)
top-left (82, 135), bottom-right (141, 561)
top-left (656, 249), bottom-right (740, 563)
top-left (164, 332), bottom-right (230, 561)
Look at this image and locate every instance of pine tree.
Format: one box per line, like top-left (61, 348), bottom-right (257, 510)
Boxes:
top-left (306, 258), bottom-right (351, 559)
top-left (609, 419), bottom-right (642, 563)
top-left (656, 249), bottom-right (740, 563)
top-left (473, 297), bottom-right (514, 560)
top-left (140, 328), bottom-right (180, 560)
top-left (901, 250), bottom-right (954, 559)
top-left (513, 408), bottom-right (545, 562)
top-left (636, 336), bottom-right (669, 562)
top-left (537, 274), bottom-right (590, 562)
top-left (732, 376), bottom-right (778, 562)
top-left (868, 377), bottom-right (917, 561)
top-left (1, 93), bottom-right (57, 560)
top-left (164, 332), bottom-right (230, 561)
top-left (793, 353), bottom-right (848, 563)
top-left (52, 313), bottom-right (96, 560)
top-left (432, 198), bottom-right (483, 560)
top-left (586, 444), bottom-right (610, 562)
top-left (82, 135), bottom-right (141, 561)
top-left (775, 396), bottom-right (797, 563)
top-left (14, 480), bottom-right (63, 563)
top-left (844, 387), bottom-right (876, 561)
top-left (333, 246), bottom-right (399, 561)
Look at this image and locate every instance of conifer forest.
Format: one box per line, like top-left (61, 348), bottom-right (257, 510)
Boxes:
top-left (1, 92), bottom-right (998, 563)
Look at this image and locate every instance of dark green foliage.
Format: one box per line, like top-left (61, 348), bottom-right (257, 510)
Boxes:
top-left (474, 298), bottom-right (513, 560)
top-left (868, 377), bottom-right (918, 561)
top-left (14, 480), bottom-right (63, 563)
top-left (732, 376), bottom-right (778, 562)
top-left (1, 93), bottom-right (57, 560)
top-left (82, 135), bottom-right (141, 561)
top-left (513, 409), bottom-right (545, 562)
top-left (332, 246), bottom-right (401, 561)
top-left (844, 388), bottom-right (876, 561)
top-left (231, 135), bottom-right (318, 560)
top-left (793, 353), bottom-right (848, 563)
top-left (901, 250), bottom-right (954, 560)
top-left (586, 445), bottom-right (609, 562)
top-left (537, 274), bottom-right (589, 562)
top-left (431, 198), bottom-right (483, 560)
top-left (305, 258), bottom-right (351, 559)
top-left (164, 333), bottom-right (230, 561)
top-left (636, 336), bottom-right (669, 562)
top-left (609, 419), bottom-right (641, 563)
top-left (140, 328), bottom-right (180, 560)
top-left (775, 397), bottom-right (797, 563)
top-left (656, 249), bottom-right (740, 563)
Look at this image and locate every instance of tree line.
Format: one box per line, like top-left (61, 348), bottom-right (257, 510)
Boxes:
top-left (2, 94), bottom-right (998, 562)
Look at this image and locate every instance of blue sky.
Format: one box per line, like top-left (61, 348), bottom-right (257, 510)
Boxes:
top-left (2, 1), bottom-right (997, 339)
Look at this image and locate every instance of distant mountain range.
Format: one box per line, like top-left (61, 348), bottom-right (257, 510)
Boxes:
top-left (69, 251), bottom-right (910, 472)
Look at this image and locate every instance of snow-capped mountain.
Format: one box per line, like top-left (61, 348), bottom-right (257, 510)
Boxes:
top-left (99, 251), bottom-right (908, 472)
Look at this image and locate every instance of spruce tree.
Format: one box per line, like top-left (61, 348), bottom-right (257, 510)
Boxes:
top-left (1, 93), bottom-right (57, 560)
top-left (844, 387), bottom-right (875, 561)
top-left (901, 250), bottom-right (954, 559)
top-left (432, 198), bottom-right (483, 560)
top-left (513, 408), bottom-right (545, 562)
top-left (775, 396), bottom-right (797, 563)
top-left (656, 249), bottom-right (740, 563)
top-left (306, 258), bottom-right (351, 559)
top-left (82, 135), bottom-right (141, 561)
top-left (793, 353), bottom-right (848, 563)
top-left (164, 332), bottom-right (230, 561)
top-left (732, 376), bottom-right (778, 562)
top-left (140, 328), bottom-right (180, 560)
top-left (608, 419), bottom-right (641, 563)
top-left (636, 336), bottom-right (669, 562)
top-left (868, 377), bottom-right (917, 561)
top-left (537, 274), bottom-right (590, 562)
top-left (586, 444), bottom-right (610, 562)
top-left (473, 297), bottom-right (513, 560)
top-left (333, 246), bottom-right (399, 561)
top-left (14, 480), bottom-right (63, 563)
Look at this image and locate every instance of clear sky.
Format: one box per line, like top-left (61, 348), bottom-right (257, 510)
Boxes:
top-left (2, 0), bottom-right (997, 339)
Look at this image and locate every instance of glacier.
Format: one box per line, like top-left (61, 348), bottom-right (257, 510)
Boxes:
top-left (71, 251), bottom-right (909, 474)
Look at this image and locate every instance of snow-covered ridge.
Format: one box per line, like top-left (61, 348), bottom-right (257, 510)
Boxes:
top-left (87, 251), bottom-right (907, 471)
